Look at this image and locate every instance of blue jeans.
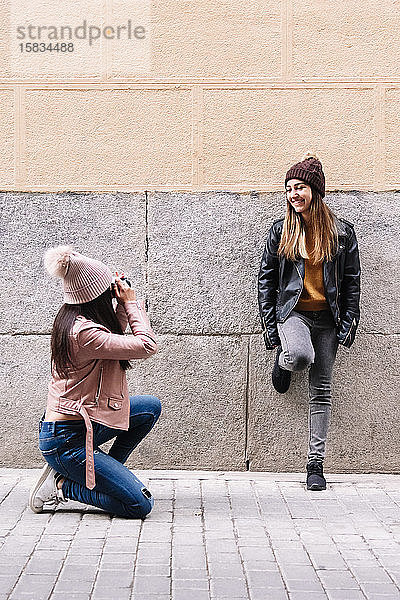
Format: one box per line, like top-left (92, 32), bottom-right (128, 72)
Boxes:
top-left (39, 395), bottom-right (161, 518)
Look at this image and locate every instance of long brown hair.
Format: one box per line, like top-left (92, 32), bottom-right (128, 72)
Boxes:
top-left (278, 188), bottom-right (338, 263)
top-left (51, 288), bottom-right (131, 379)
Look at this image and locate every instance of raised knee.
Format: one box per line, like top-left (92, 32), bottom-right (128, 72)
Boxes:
top-left (290, 352), bottom-right (313, 372)
top-left (145, 395), bottom-right (162, 419)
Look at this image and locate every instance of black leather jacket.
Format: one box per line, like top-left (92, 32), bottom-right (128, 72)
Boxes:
top-left (258, 218), bottom-right (361, 349)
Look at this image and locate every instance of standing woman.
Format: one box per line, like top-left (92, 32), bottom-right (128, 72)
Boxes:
top-left (29, 246), bottom-right (161, 517)
top-left (258, 154), bottom-right (361, 490)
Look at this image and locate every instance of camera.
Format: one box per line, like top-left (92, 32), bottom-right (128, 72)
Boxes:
top-left (111, 275), bottom-right (132, 297)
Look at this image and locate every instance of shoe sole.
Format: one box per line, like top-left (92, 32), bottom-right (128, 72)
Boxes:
top-left (307, 483), bottom-right (326, 491)
top-left (29, 464), bottom-right (52, 513)
top-left (272, 379), bottom-right (291, 394)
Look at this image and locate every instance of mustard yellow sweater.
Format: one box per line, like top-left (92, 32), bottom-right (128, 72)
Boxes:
top-left (296, 228), bottom-right (328, 311)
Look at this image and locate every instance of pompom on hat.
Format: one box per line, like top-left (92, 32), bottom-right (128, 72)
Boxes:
top-left (285, 152), bottom-right (325, 198)
top-left (44, 245), bottom-right (113, 305)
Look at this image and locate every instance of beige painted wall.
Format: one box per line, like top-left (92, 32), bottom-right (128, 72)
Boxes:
top-left (0, 0), bottom-right (400, 192)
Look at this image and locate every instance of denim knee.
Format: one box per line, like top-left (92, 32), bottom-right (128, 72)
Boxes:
top-left (289, 351), bottom-right (313, 372)
top-left (139, 494), bottom-right (154, 519)
top-left (144, 395), bottom-right (162, 420)
top-left (130, 395), bottom-right (162, 421)
top-left (125, 487), bottom-right (154, 519)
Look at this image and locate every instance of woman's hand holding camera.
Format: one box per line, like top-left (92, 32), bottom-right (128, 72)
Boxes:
top-left (112, 276), bottom-right (136, 304)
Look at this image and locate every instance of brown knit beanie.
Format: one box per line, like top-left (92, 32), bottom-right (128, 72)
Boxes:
top-left (285, 153), bottom-right (325, 198)
top-left (44, 245), bottom-right (113, 304)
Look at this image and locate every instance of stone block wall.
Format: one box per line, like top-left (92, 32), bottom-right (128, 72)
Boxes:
top-left (1, 1), bottom-right (400, 193)
top-left (1, 191), bottom-right (399, 472)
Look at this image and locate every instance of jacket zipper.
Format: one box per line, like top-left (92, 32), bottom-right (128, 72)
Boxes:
top-left (292, 261), bottom-right (304, 310)
top-left (334, 260), bottom-right (340, 321)
top-left (94, 367), bottom-right (103, 405)
top-left (343, 318), bottom-right (357, 346)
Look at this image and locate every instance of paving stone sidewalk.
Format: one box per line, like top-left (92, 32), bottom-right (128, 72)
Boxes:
top-left (1, 469), bottom-right (400, 600)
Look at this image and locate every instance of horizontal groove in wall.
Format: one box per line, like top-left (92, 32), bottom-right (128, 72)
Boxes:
top-left (1, 331), bottom-right (399, 338)
top-left (1, 185), bottom-right (400, 194)
top-left (2, 79), bottom-right (400, 87)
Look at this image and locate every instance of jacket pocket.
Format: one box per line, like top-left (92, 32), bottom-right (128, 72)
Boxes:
top-left (107, 397), bottom-right (123, 410)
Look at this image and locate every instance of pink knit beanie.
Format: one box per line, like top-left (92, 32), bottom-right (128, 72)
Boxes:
top-left (44, 245), bottom-right (113, 305)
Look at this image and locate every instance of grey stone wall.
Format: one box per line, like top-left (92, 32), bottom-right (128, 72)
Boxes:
top-left (0, 191), bottom-right (399, 472)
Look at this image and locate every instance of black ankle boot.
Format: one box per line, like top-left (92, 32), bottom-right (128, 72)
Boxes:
top-left (272, 346), bottom-right (291, 393)
top-left (306, 460), bottom-right (326, 491)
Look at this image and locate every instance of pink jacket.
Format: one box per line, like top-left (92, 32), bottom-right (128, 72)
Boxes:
top-left (47, 301), bottom-right (157, 489)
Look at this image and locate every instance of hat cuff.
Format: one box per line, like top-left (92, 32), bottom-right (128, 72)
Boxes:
top-left (64, 273), bottom-right (113, 304)
top-left (285, 167), bottom-right (325, 197)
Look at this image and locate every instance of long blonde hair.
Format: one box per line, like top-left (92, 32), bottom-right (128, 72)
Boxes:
top-left (278, 189), bottom-right (338, 263)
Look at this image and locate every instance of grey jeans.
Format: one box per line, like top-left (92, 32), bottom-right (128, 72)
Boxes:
top-left (277, 309), bottom-right (339, 463)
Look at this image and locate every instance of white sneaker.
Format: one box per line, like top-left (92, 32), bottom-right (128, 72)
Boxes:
top-left (29, 464), bottom-right (66, 513)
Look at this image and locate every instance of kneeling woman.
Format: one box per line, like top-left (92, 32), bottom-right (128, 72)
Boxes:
top-left (258, 154), bottom-right (360, 491)
top-left (30, 246), bottom-right (161, 518)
